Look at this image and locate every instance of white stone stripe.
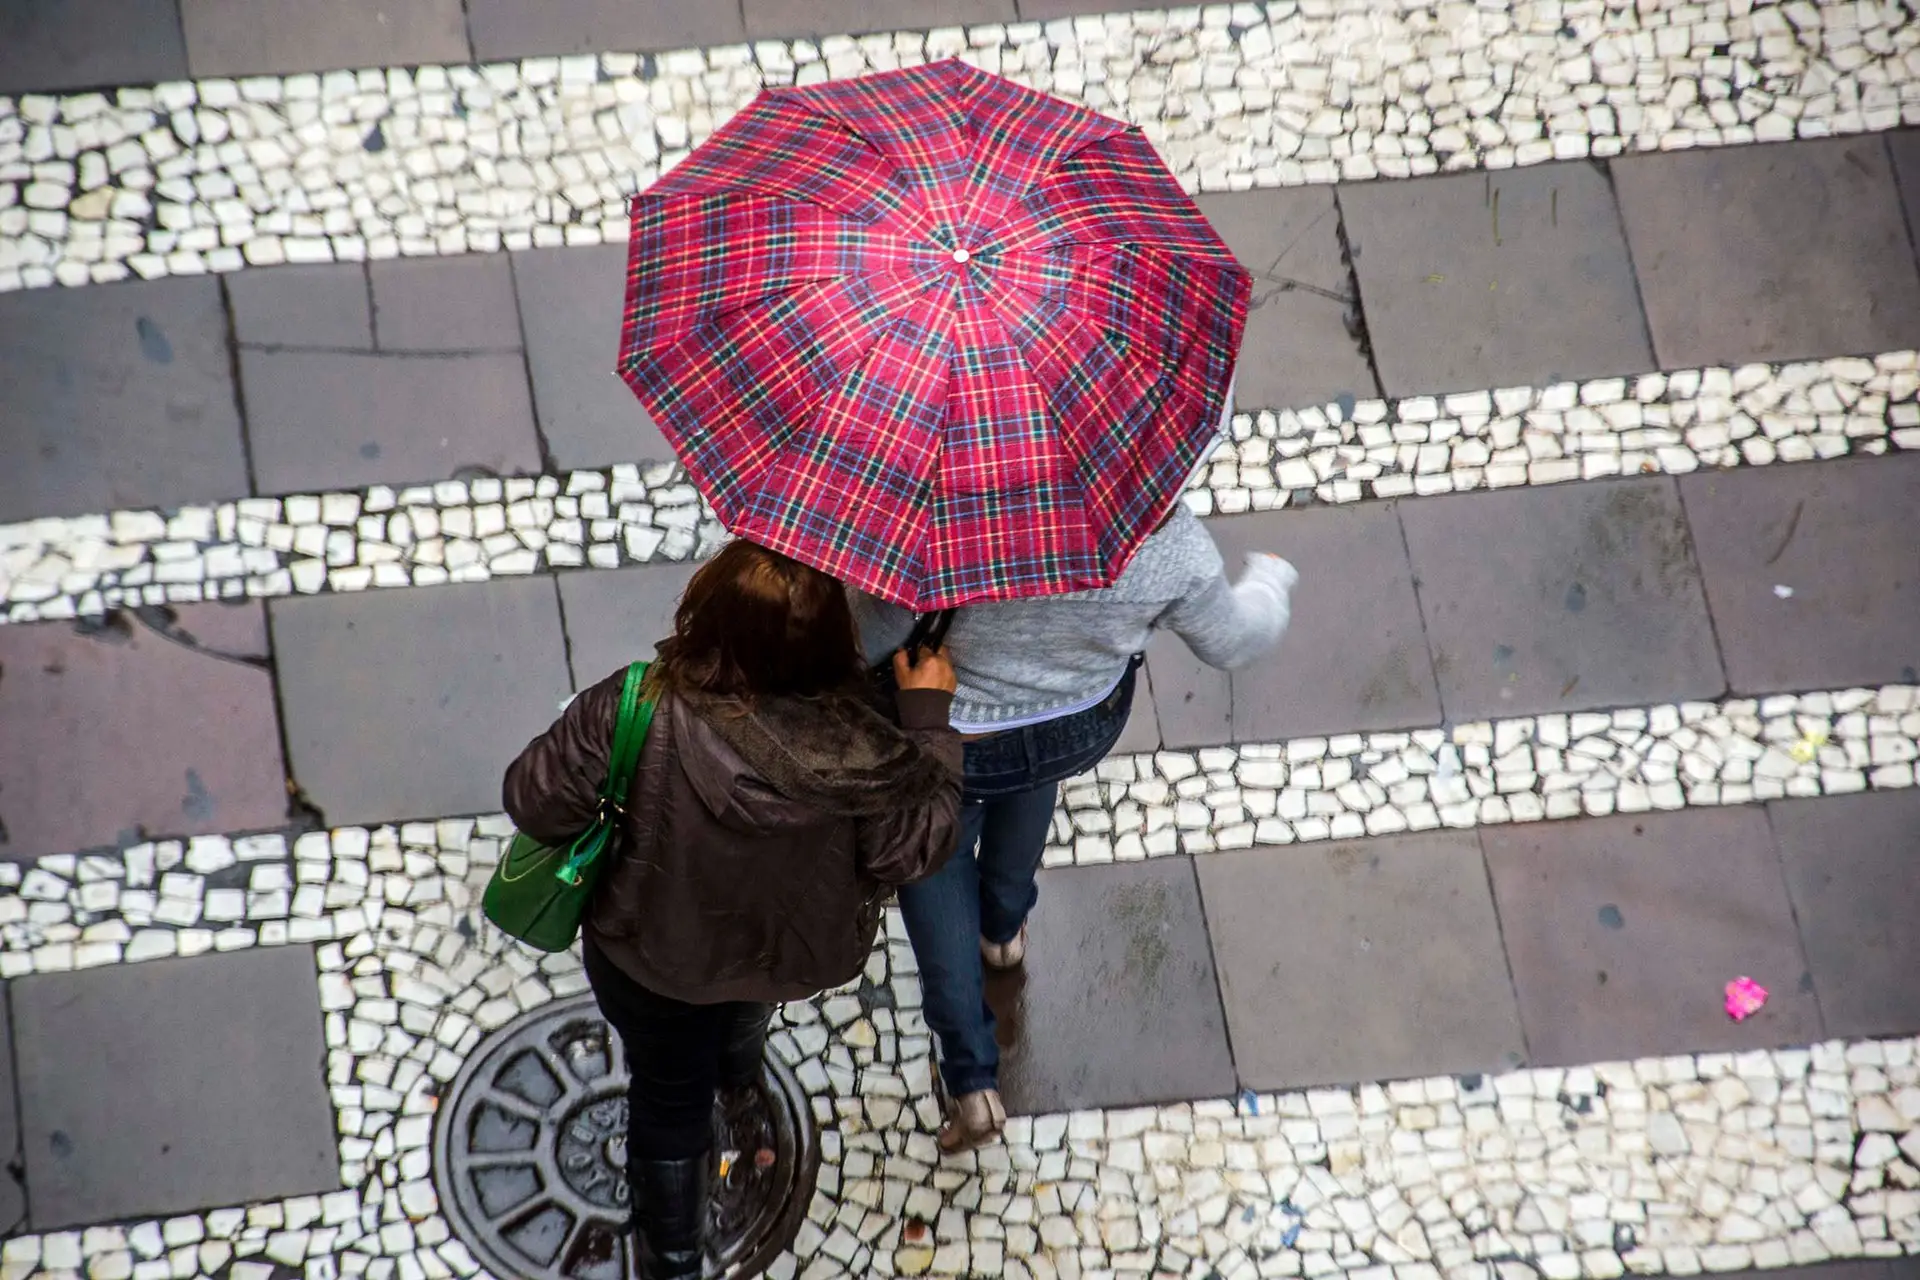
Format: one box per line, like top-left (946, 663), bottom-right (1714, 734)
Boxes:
top-left (3, 681), bottom-right (1914, 979)
top-left (2, 0), bottom-right (1917, 292)
top-left (0, 819), bottom-right (1913, 1280)
top-left (4, 349), bottom-right (1917, 625)
top-left (1041, 683), bottom-right (1920, 867)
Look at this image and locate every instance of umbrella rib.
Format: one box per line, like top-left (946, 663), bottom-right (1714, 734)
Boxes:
top-left (700, 267), bottom-right (954, 505)
top-left (982, 242), bottom-right (1244, 344)
top-left (952, 285), bottom-right (1100, 549)
top-left (760, 92), bottom-right (952, 244)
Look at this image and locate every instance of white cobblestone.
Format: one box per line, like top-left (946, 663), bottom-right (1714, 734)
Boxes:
top-left (7, 353), bottom-right (1918, 621)
top-left (3, 0), bottom-right (1918, 293)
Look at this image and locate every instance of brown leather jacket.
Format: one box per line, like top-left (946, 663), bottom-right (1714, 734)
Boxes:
top-left (502, 669), bottom-right (962, 1004)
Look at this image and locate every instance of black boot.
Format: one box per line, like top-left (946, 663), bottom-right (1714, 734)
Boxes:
top-left (631, 1155), bottom-right (707, 1280)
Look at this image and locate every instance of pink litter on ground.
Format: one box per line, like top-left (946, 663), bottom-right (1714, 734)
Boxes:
top-left (1725, 977), bottom-right (1769, 1021)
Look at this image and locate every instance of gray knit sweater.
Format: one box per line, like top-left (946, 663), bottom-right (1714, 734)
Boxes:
top-left (853, 504), bottom-right (1298, 731)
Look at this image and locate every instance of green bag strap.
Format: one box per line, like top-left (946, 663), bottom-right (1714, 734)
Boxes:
top-left (598, 660), bottom-right (654, 813)
top-left (554, 661), bottom-right (655, 888)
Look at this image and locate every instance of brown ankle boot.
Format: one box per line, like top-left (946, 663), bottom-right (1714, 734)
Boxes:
top-left (937, 1089), bottom-right (1007, 1155)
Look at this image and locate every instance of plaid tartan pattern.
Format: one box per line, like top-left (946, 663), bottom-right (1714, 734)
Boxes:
top-left (619, 59), bottom-right (1250, 610)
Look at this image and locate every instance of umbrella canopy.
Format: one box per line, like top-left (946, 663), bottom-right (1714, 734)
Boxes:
top-left (618, 59), bottom-right (1249, 610)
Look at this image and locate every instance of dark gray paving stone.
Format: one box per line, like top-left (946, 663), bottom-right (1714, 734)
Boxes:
top-left (270, 579), bottom-right (573, 826)
top-left (0, 276), bottom-right (247, 523)
top-left (1197, 832), bottom-right (1526, 1090)
top-left (1144, 625), bottom-right (1230, 747)
top-left (1338, 160), bottom-right (1652, 396)
top-left (240, 349), bottom-right (542, 493)
top-left (1401, 476), bottom-right (1725, 722)
top-left (180, 0), bottom-right (467, 76)
top-left (0, 984), bottom-right (20, 1235)
top-left (0, 604), bottom-right (288, 863)
top-left (226, 264), bottom-right (372, 350)
top-left (1111, 665), bottom-right (1162, 755)
top-left (1889, 132), bottom-right (1920, 262)
top-left (1648, 1267), bottom-right (1903, 1280)
top-left (466, 0), bottom-right (746, 59)
top-left (744, 0), bottom-right (1016, 38)
top-left (987, 857), bottom-right (1236, 1114)
top-left (1770, 791), bottom-right (1920, 1041)
top-left (0, 0), bottom-right (188, 93)
top-left (1613, 137), bottom-right (1920, 368)
top-left (1195, 189), bottom-right (1376, 410)
top-left (1482, 808), bottom-right (1823, 1066)
top-left (556, 561), bottom-right (700, 689)
top-left (1149, 505), bottom-right (1439, 746)
top-left (370, 256), bottom-right (526, 353)
top-left (511, 246), bottom-right (669, 469)
top-left (1689, 1266), bottom-right (1903, 1280)
top-left (1680, 454), bottom-right (1920, 694)
top-left (13, 946), bottom-right (338, 1228)
top-left (1017, 0), bottom-right (1129, 16)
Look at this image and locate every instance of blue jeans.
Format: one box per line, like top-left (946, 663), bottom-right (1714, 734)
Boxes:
top-left (897, 658), bottom-right (1141, 1097)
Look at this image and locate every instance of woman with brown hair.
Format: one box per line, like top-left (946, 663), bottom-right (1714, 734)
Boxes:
top-left (503, 539), bottom-right (962, 1280)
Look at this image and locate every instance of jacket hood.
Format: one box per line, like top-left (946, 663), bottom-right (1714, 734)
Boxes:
top-left (672, 687), bottom-right (952, 833)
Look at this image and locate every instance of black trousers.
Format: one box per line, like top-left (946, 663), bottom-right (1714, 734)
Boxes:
top-left (582, 938), bottom-right (774, 1161)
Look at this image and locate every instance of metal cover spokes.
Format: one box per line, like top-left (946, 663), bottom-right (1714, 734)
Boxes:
top-left (433, 995), bottom-right (818, 1280)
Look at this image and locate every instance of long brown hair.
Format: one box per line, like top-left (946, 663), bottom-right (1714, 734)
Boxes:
top-left (649, 539), bottom-right (863, 700)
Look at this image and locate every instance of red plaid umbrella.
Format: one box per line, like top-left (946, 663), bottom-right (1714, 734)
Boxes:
top-left (618, 59), bottom-right (1249, 610)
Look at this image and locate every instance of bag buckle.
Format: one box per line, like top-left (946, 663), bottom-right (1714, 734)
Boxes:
top-left (595, 795), bottom-right (626, 825)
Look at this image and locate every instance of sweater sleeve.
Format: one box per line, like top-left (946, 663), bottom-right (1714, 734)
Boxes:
top-left (1157, 550), bottom-right (1299, 671)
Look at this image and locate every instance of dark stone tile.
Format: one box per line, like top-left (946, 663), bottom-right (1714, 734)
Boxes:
top-left (1613, 138), bottom-right (1920, 368)
top-left (1646, 1267), bottom-right (1900, 1280)
top-left (0, 277), bottom-right (247, 523)
top-left (744, 0), bottom-right (1015, 38)
top-left (1889, 131), bottom-right (1920, 261)
top-left (1770, 790), bottom-right (1920, 1041)
top-left (270, 579), bottom-right (573, 826)
top-left (0, 984), bottom-right (20, 1235)
top-left (987, 858), bottom-right (1236, 1114)
top-left (466, 0), bottom-right (746, 59)
top-left (1401, 477), bottom-right (1725, 722)
top-left (556, 561), bottom-right (700, 689)
top-left (240, 349), bottom-right (542, 493)
top-left (1195, 189), bottom-right (1376, 410)
top-left (14, 947), bottom-right (338, 1228)
top-left (180, 0), bottom-right (467, 76)
top-left (1111, 666), bottom-right (1162, 755)
top-left (512, 246), bottom-right (670, 469)
top-left (1482, 808), bottom-right (1823, 1066)
top-left (369, 256), bottom-right (525, 353)
top-left (1680, 454), bottom-right (1920, 694)
top-left (1197, 832), bottom-right (1525, 1090)
top-left (1144, 626), bottom-right (1230, 748)
top-left (0, 604), bottom-right (288, 863)
top-left (1017, 0), bottom-right (1129, 16)
top-left (225, 264), bottom-right (372, 350)
top-left (1149, 505), bottom-right (1439, 746)
top-left (0, 0), bottom-right (188, 93)
top-left (1338, 160), bottom-right (1652, 396)
top-left (1689, 1266), bottom-right (1901, 1280)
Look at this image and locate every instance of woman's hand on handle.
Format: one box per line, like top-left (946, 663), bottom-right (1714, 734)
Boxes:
top-left (893, 643), bottom-right (958, 694)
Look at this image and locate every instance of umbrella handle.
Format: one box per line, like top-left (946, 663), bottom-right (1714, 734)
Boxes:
top-left (904, 608), bottom-right (956, 660)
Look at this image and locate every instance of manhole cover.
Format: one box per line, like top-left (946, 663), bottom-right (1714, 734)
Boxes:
top-left (433, 995), bottom-right (818, 1280)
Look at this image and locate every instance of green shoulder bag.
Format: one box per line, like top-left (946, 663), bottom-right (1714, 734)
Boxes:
top-left (484, 660), bottom-right (655, 953)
